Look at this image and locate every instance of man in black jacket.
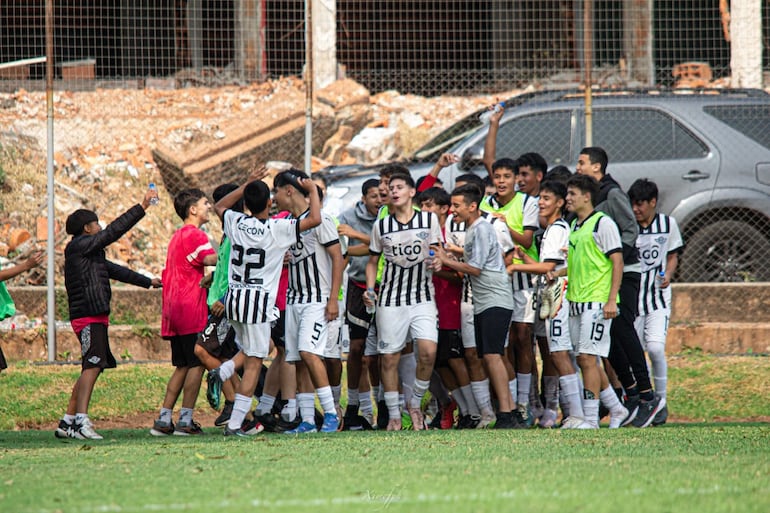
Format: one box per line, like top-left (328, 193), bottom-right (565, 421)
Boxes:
top-left (55, 188), bottom-right (161, 440)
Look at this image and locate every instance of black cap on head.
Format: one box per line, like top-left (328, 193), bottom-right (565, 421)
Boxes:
top-left (66, 209), bottom-right (98, 236)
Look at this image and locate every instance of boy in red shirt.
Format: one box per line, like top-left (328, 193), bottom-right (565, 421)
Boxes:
top-left (151, 188), bottom-right (217, 436)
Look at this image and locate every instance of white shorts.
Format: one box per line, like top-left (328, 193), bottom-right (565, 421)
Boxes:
top-left (375, 302), bottom-right (438, 355)
top-left (569, 302), bottom-right (612, 358)
top-left (285, 303), bottom-right (329, 362)
top-left (324, 317), bottom-right (343, 359)
top-left (635, 308), bottom-right (670, 348)
top-left (460, 301), bottom-right (477, 350)
top-left (547, 299), bottom-right (572, 353)
top-left (511, 288), bottom-right (536, 324)
top-left (364, 319), bottom-right (379, 357)
top-left (229, 320), bottom-right (271, 358)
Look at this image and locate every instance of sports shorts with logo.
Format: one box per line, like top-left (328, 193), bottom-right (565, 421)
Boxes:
top-left (569, 302), bottom-right (613, 357)
top-left (375, 302), bottom-right (438, 355)
top-left (77, 322), bottom-right (117, 371)
top-left (285, 302), bottom-right (329, 362)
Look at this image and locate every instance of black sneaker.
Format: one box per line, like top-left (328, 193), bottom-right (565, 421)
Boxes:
top-left (214, 401), bottom-right (234, 427)
top-left (240, 417), bottom-right (264, 435)
top-left (255, 412), bottom-right (279, 432)
top-left (342, 404), bottom-right (361, 431)
top-left (274, 415), bottom-right (301, 433)
top-left (494, 411), bottom-right (517, 429)
top-left (652, 404), bottom-right (669, 426)
top-left (376, 400), bottom-right (389, 430)
top-left (632, 396), bottom-right (665, 428)
top-left (54, 419), bottom-right (73, 439)
top-left (622, 395), bottom-right (640, 427)
top-left (457, 414), bottom-right (481, 429)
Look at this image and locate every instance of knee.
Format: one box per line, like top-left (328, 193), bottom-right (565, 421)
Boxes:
top-left (646, 341), bottom-right (665, 360)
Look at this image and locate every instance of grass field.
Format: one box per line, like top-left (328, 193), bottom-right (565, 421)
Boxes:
top-left (0, 355), bottom-right (768, 512)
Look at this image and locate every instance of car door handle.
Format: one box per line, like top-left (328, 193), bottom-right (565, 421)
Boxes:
top-left (682, 170), bottom-right (710, 181)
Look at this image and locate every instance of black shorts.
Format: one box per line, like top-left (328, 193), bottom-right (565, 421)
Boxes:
top-left (346, 280), bottom-right (373, 340)
top-left (170, 333), bottom-right (201, 368)
top-left (196, 315), bottom-right (239, 360)
top-left (435, 329), bottom-right (463, 368)
top-left (78, 322), bottom-right (117, 371)
top-left (271, 310), bottom-right (286, 349)
top-left (0, 344), bottom-right (7, 371)
top-left (474, 307), bottom-right (512, 357)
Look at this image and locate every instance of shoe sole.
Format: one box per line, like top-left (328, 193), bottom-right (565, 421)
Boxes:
top-left (621, 406), bottom-right (639, 427)
top-left (173, 430), bottom-right (204, 436)
top-left (54, 429), bottom-right (69, 439)
top-left (149, 429), bottom-right (173, 436)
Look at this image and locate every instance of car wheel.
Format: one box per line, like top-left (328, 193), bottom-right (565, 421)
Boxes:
top-left (678, 220), bottom-right (770, 282)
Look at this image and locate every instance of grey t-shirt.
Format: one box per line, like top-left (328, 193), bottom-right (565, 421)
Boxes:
top-left (464, 217), bottom-right (514, 314)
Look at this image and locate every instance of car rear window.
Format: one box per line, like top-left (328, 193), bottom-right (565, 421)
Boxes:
top-left (703, 105), bottom-right (770, 150)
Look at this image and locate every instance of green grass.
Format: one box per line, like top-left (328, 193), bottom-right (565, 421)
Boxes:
top-left (0, 425), bottom-right (768, 512)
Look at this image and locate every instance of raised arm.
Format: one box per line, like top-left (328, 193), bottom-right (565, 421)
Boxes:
top-left (482, 106), bottom-right (505, 179)
top-left (214, 165), bottom-right (268, 219)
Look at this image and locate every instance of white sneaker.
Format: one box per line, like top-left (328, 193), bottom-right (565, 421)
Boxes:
top-left (74, 418), bottom-right (103, 440)
top-left (538, 408), bottom-right (558, 429)
top-left (477, 410), bottom-right (496, 429)
top-left (560, 415), bottom-right (586, 429)
top-left (609, 405), bottom-right (630, 429)
top-left (575, 420), bottom-right (599, 429)
top-left (540, 277), bottom-right (567, 319)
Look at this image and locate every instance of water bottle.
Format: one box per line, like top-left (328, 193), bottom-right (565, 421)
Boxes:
top-left (148, 183), bottom-right (159, 205)
top-left (479, 102), bottom-right (505, 124)
top-left (425, 249), bottom-right (435, 269)
top-left (365, 288), bottom-right (376, 315)
top-left (655, 270), bottom-right (665, 288)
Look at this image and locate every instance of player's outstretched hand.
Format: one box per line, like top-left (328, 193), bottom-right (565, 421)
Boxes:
top-left (248, 165), bottom-right (269, 183)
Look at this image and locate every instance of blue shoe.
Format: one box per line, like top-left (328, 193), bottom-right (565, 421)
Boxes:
top-left (320, 412), bottom-right (340, 433)
top-left (284, 421), bottom-right (317, 434)
top-left (206, 368), bottom-right (222, 410)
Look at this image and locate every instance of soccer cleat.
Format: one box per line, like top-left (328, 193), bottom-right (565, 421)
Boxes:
top-left (632, 396), bottom-right (665, 429)
top-left (652, 404), bottom-right (669, 426)
top-left (375, 400), bottom-right (389, 430)
top-left (621, 395), bottom-right (640, 427)
top-left (240, 417), bottom-right (264, 436)
top-left (608, 405), bottom-right (630, 429)
top-left (538, 408), bottom-right (559, 429)
top-left (456, 414), bottom-right (481, 429)
top-left (574, 420), bottom-right (599, 429)
top-left (255, 412), bottom-right (279, 432)
top-left (493, 411), bottom-right (517, 429)
top-left (223, 426), bottom-right (250, 437)
top-left (214, 401), bottom-right (234, 427)
top-left (407, 407), bottom-right (425, 431)
top-left (55, 419), bottom-right (73, 439)
top-left (174, 420), bottom-right (204, 436)
top-left (284, 421), bottom-right (318, 434)
top-left (386, 418), bottom-right (402, 431)
top-left (477, 410), bottom-right (497, 429)
top-left (560, 415), bottom-right (586, 429)
top-left (441, 400), bottom-right (458, 429)
top-left (73, 418), bottom-right (103, 440)
top-left (540, 277), bottom-right (566, 319)
top-left (513, 404), bottom-right (534, 429)
top-left (320, 412), bottom-right (340, 433)
top-left (206, 368), bottom-right (223, 410)
top-left (274, 415), bottom-right (301, 433)
top-left (150, 419), bottom-right (175, 436)
top-left (342, 404), bottom-right (360, 431)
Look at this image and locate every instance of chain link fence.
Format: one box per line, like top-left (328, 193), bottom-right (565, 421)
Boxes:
top-left (0, 1), bottom-right (769, 326)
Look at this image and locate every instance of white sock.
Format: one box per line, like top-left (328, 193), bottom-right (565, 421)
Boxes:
top-left (281, 398), bottom-right (297, 421)
top-left (451, 388), bottom-right (468, 415)
top-left (647, 341), bottom-right (668, 398)
top-left (63, 414), bottom-right (76, 423)
top-left (508, 379), bottom-right (518, 405)
top-left (75, 413), bottom-right (88, 424)
top-left (227, 394), bottom-right (251, 430)
top-left (517, 373), bottom-right (531, 407)
top-left (583, 398), bottom-right (600, 427)
top-left (317, 386), bottom-right (336, 415)
top-left (347, 387), bottom-right (360, 407)
top-left (600, 386), bottom-right (625, 413)
top-left (399, 354), bottom-right (417, 406)
top-left (257, 394), bottom-right (275, 415)
top-left (543, 375), bottom-right (560, 410)
top-left (409, 378), bottom-right (430, 409)
top-left (219, 359), bottom-right (236, 381)
top-left (159, 408), bottom-right (173, 423)
top-left (384, 391), bottom-right (400, 419)
top-left (460, 384), bottom-right (480, 416)
top-left (371, 384), bottom-right (382, 402)
top-left (359, 391), bottom-right (373, 416)
top-left (297, 393), bottom-right (316, 424)
top-left (178, 408), bottom-right (193, 424)
top-left (331, 385), bottom-right (342, 408)
top-left (470, 379), bottom-right (492, 415)
top-left (560, 373), bottom-right (584, 419)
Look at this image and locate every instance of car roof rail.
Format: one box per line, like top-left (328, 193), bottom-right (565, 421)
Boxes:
top-left (514, 87), bottom-right (769, 105)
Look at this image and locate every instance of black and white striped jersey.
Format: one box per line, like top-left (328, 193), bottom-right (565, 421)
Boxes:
top-left (286, 211), bottom-right (340, 305)
top-left (636, 213), bottom-right (684, 314)
top-left (222, 210), bottom-right (300, 323)
top-left (370, 210), bottom-right (442, 307)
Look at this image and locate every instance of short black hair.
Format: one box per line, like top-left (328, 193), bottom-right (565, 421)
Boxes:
top-left (567, 174), bottom-right (600, 206)
top-left (213, 182), bottom-right (243, 213)
top-left (173, 188), bottom-right (206, 220)
top-left (517, 152), bottom-right (547, 176)
top-left (388, 171), bottom-right (415, 189)
top-left (65, 209), bottom-right (98, 236)
top-left (539, 180), bottom-right (567, 215)
top-left (545, 165), bottom-right (572, 184)
top-left (418, 187), bottom-right (451, 207)
top-left (379, 163), bottom-right (409, 180)
top-left (361, 178), bottom-right (380, 196)
top-left (455, 173), bottom-right (484, 195)
top-left (451, 183), bottom-right (482, 208)
top-left (492, 157), bottom-right (519, 175)
top-left (580, 147), bottom-right (609, 174)
top-left (243, 180), bottom-right (271, 215)
top-left (274, 168), bottom-right (310, 196)
top-left (627, 178), bottom-right (659, 203)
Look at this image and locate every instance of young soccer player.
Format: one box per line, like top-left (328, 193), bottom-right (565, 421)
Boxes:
top-left (628, 178), bottom-right (684, 426)
top-left (58, 189), bottom-right (161, 440)
top-left (564, 174), bottom-right (628, 429)
top-left (273, 169), bottom-right (344, 434)
top-left (0, 251), bottom-right (44, 373)
top-left (213, 166), bottom-right (322, 436)
top-left (434, 184), bottom-right (517, 429)
top-left (151, 188), bottom-right (217, 436)
top-left (364, 171), bottom-right (442, 431)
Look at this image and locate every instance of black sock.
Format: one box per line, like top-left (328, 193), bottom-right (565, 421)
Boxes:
top-left (640, 390), bottom-right (655, 402)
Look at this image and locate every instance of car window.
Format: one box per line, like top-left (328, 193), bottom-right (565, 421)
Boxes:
top-left (590, 108), bottom-right (708, 162)
top-left (703, 105), bottom-right (770, 151)
top-left (495, 110), bottom-right (572, 165)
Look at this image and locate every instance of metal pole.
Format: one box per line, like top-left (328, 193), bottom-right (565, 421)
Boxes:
top-left (304, 0), bottom-right (313, 174)
top-left (45, 0), bottom-right (56, 361)
top-left (583, 0), bottom-right (593, 147)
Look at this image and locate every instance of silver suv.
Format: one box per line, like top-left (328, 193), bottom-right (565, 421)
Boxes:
top-left (320, 88), bottom-right (770, 282)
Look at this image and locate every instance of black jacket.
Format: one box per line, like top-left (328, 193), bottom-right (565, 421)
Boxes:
top-left (64, 204), bottom-right (152, 320)
top-left (595, 173), bottom-right (640, 266)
